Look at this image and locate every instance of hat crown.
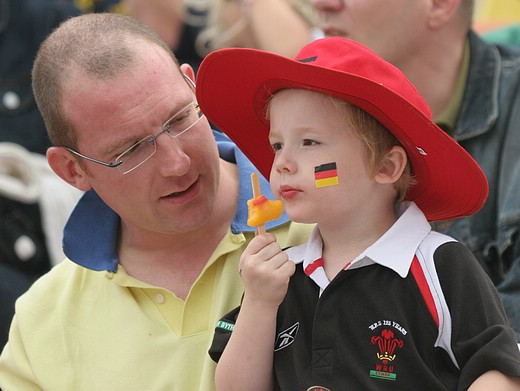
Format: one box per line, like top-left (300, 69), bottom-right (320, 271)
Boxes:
top-left (294, 37), bottom-right (432, 120)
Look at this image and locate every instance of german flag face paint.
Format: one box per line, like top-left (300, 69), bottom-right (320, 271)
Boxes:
top-left (314, 162), bottom-right (339, 188)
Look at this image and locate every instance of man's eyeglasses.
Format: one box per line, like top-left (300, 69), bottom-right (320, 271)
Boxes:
top-left (66, 101), bottom-right (204, 174)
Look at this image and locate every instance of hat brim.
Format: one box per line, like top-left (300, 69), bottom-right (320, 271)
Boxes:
top-left (196, 46), bottom-right (488, 222)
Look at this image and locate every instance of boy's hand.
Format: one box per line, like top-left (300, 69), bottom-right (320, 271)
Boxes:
top-left (239, 233), bottom-right (295, 309)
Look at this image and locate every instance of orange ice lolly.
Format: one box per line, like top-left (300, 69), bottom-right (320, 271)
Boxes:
top-left (247, 172), bottom-right (283, 234)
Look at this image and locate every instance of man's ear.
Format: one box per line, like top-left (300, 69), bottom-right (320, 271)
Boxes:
top-left (180, 63), bottom-right (196, 89)
top-left (375, 146), bottom-right (408, 185)
top-left (46, 147), bottom-right (92, 192)
top-left (428, 0), bottom-right (461, 28)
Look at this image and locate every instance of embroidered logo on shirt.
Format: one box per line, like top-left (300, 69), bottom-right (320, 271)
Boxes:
top-left (368, 320), bottom-right (407, 381)
top-left (274, 322), bottom-right (300, 351)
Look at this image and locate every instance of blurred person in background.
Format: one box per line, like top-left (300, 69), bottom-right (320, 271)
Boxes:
top-left (123, 0), bottom-right (208, 71)
top-left (196, 0), bottom-right (321, 58)
top-left (74, 0), bottom-right (125, 12)
top-left (0, 0), bottom-right (80, 154)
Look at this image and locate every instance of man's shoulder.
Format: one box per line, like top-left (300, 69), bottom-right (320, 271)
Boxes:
top-left (17, 260), bottom-right (94, 310)
top-left (457, 32), bottom-right (520, 139)
top-left (471, 32), bottom-right (520, 83)
top-left (495, 40), bottom-right (520, 62)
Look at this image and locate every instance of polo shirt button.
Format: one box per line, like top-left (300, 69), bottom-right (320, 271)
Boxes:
top-left (155, 293), bottom-right (165, 304)
top-left (2, 91), bottom-right (20, 110)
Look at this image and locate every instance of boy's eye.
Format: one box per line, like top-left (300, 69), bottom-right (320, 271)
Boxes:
top-left (271, 142), bottom-right (283, 152)
top-left (302, 139), bottom-right (318, 146)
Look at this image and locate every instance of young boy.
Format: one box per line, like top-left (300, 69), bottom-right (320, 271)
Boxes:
top-left (195, 37), bottom-right (520, 390)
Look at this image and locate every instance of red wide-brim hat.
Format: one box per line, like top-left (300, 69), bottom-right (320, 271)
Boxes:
top-left (196, 37), bottom-right (488, 221)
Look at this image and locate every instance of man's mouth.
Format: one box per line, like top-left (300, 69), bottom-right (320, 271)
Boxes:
top-left (160, 177), bottom-right (200, 202)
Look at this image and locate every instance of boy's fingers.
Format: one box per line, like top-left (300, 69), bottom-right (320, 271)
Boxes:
top-left (244, 233), bottom-right (277, 255)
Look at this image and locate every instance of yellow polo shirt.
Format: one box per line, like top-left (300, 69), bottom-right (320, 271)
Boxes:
top-left (0, 223), bottom-right (311, 390)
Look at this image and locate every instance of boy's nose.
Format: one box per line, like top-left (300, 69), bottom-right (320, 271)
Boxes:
top-left (273, 151), bottom-right (296, 174)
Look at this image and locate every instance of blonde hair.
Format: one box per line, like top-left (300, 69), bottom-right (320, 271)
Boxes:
top-left (334, 98), bottom-right (415, 201)
top-left (195, 0), bottom-right (318, 56)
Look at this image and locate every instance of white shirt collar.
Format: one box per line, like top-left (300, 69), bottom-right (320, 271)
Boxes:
top-left (285, 201), bottom-right (431, 291)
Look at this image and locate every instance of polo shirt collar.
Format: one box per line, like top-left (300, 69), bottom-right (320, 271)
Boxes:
top-left (287, 202), bottom-right (431, 291)
top-left (62, 131), bottom-right (289, 272)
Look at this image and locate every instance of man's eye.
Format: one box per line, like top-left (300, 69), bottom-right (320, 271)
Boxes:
top-left (124, 143), bottom-right (141, 155)
top-left (165, 107), bottom-right (192, 132)
top-left (117, 139), bottom-right (147, 161)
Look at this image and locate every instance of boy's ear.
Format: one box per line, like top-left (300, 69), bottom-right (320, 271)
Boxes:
top-left (375, 146), bottom-right (408, 184)
top-left (46, 147), bottom-right (92, 192)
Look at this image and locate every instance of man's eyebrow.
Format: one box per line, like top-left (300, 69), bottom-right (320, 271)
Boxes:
top-left (101, 136), bottom-right (145, 158)
top-left (99, 99), bottom-right (195, 157)
top-left (163, 99), bottom-right (194, 123)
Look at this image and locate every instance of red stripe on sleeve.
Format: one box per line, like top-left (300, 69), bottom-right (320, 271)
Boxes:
top-left (410, 256), bottom-right (439, 327)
